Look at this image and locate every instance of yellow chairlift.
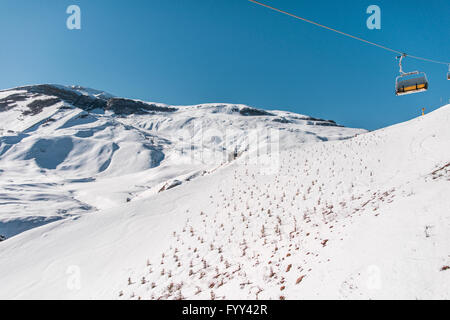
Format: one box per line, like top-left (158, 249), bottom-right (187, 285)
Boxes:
top-left (395, 54), bottom-right (429, 96)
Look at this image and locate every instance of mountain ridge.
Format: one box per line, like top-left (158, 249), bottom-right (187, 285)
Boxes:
top-left (0, 84), bottom-right (344, 126)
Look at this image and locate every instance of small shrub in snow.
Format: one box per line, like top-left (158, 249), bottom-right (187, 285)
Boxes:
top-left (296, 275), bottom-right (305, 284)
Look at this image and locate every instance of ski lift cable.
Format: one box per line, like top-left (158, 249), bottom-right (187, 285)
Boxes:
top-left (248, 0), bottom-right (450, 66)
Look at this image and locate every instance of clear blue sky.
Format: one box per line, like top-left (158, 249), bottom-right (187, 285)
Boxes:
top-left (0, 0), bottom-right (449, 130)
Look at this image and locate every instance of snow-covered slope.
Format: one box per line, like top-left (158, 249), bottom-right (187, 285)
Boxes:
top-left (0, 84), bottom-right (448, 300)
top-left (0, 84), bottom-right (363, 238)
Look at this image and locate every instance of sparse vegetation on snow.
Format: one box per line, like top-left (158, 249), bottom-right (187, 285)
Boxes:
top-left (0, 85), bottom-right (449, 299)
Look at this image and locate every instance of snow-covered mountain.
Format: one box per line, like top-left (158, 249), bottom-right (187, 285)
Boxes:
top-left (0, 84), bottom-right (449, 299)
top-left (0, 84), bottom-right (362, 238)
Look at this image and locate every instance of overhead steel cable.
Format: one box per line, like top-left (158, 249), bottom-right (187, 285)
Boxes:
top-left (248, 0), bottom-right (450, 66)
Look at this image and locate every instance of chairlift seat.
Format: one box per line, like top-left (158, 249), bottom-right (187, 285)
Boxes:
top-left (395, 73), bottom-right (428, 96)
